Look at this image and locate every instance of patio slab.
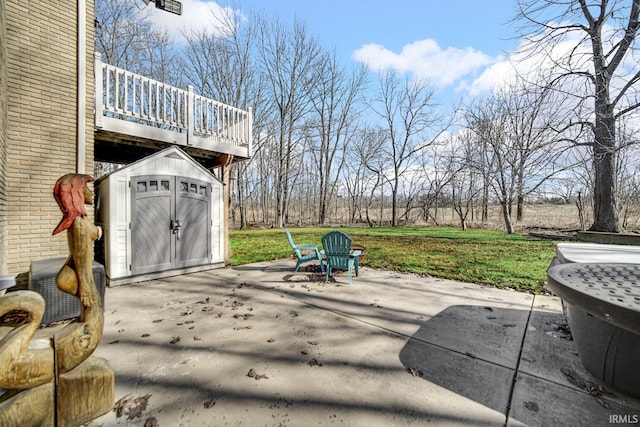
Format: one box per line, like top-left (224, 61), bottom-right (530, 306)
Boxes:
top-left (83, 260), bottom-right (640, 426)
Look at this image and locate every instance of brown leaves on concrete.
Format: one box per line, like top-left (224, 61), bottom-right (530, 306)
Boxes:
top-left (247, 369), bottom-right (268, 380)
top-left (114, 394), bottom-right (151, 421)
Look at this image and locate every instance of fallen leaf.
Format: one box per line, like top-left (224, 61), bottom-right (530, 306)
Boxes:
top-left (141, 333), bottom-right (150, 338)
top-left (233, 313), bottom-right (254, 320)
top-left (229, 301), bottom-right (244, 310)
top-left (204, 399), bottom-right (216, 409)
top-left (407, 367), bottom-right (422, 377)
top-left (308, 358), bottom-right (323, 367)
top-left (169, 336), bottom-right (181, 344)
top-left (247, 369), bottom-right (268, 380)
top-left (114, 394), bottom-right (151, 421)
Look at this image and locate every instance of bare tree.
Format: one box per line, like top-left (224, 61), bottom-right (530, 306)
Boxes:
top-left (352, 126), bottom-right (388, 227)
top-left (413, 146), bottom-right (453, 226)
top-left (95, 0), bottom-right (181, 84)
top-left (182, 10), bottom-right (267, 231)
top-left (307, 50), bottom-right (367, 224)
top-left (465, 96), bottom-right (517, 233)
top-left (257, 17), bottom-right (321, 228)
top-left (450, 151), bottom-right (481, 230)
top-left (464, 75), bottom-right (581, 234)
top-left (501, 79), bottom-right (578, 222)
top-left (370, 70), bottom-right (448, 227)
top-left (515, 0), bottom-right (640, 232)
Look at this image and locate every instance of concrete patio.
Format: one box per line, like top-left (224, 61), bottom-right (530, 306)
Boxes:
top-left (83, 260), bottom-right (640, 426)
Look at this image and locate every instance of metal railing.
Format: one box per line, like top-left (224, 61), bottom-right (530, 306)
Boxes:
top-left (94, 53), bottom-right (252, 152)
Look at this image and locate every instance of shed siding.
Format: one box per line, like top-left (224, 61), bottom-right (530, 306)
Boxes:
top-left (96, 148), bottom-right (223, 283)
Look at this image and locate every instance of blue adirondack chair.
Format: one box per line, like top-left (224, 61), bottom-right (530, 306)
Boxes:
top-left (321, 231), bottom-right (361, 284)
top-left (285, 229), bottom-right (325, 272)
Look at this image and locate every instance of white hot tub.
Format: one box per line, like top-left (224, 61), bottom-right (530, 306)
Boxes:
top-left (549, 241), bottom-right (640, 399)
top-left (555, 242), bottom-right (640, 264)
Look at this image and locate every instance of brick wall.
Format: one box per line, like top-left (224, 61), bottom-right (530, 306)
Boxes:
top-left (0, 0), bottom-right (8, 275)
top-left (5, 1), bottom-right (95, 279)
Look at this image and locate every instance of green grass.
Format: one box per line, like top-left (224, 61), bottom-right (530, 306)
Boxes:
top-left (230, 226), bottom-right (558, 294)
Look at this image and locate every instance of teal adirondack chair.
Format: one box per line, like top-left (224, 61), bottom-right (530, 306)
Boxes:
top-left (321, 231), bottom-right (361, 284)
top-left (285, 229), bottom-right (325, 272)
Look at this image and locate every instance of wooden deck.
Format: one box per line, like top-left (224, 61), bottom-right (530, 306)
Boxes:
top-left (94, 53), bottom-right (252, 167)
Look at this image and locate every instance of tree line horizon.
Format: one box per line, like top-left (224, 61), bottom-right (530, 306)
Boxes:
top-left (95, 0), bottom-right (640, 234)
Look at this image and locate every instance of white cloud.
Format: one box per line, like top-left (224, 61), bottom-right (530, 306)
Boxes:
top-left (456, 25), bottom-right (593, 97)
top-left (139, 0), bottom-right (239, 43)
top-left (457, 57), bottom-right (515, 96)
top-left (352, 39), bottom-right (497, 88)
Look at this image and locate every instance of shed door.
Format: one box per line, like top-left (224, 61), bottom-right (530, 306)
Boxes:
top-left (131, 175), bottom-right (211, 275)
top-left (176, 178), bottom-right (211, 268)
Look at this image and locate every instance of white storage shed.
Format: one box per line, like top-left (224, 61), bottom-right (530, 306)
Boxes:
top-left (95, 147), bottom-right (224, 286)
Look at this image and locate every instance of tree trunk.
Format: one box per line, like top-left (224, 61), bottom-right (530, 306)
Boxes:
top-left (576, 191), bottom-right (586, 231)
top-left (236, 167), bottom-right (247, 229)
top-left (516, 195), bottom-right (524, 222)
top-left (482, 183), bottom-right (489, 223)
top-left (501, 202), bottom-right (515, 234)
top-left (319, 190), bottom-right (327, 225)
top-left (590, 116), bottom-right (619, 232)
top-left (391, 183), bottom-right (398, 227)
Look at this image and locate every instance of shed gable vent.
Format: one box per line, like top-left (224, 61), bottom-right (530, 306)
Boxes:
top-left (164, 152), bottom-right (183, 159)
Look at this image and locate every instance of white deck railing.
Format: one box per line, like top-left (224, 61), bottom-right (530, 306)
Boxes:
top-left (94, 53), bottom-right (252, 156)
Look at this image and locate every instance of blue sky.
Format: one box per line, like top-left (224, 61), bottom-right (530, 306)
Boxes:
top-left (236, 1), bottom-right (518, 58)
top-left (145, 0), bottom-right (526, 104)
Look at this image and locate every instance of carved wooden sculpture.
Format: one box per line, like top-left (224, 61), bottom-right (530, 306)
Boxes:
top-left (0, 174), bottom-right (114, 427)
top-left (52, 174), bottom-right (105, 373)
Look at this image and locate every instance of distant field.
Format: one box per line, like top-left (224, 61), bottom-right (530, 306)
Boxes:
top-left (230, 226), bottom-right (560, 294)
top-left (238, 203), bottom-right (597, 231)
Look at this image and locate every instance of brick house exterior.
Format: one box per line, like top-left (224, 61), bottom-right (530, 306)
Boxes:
top-left (0, 0), bottom-right (95, 282)
top-left (0, 1), bottom-right (250, 285)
